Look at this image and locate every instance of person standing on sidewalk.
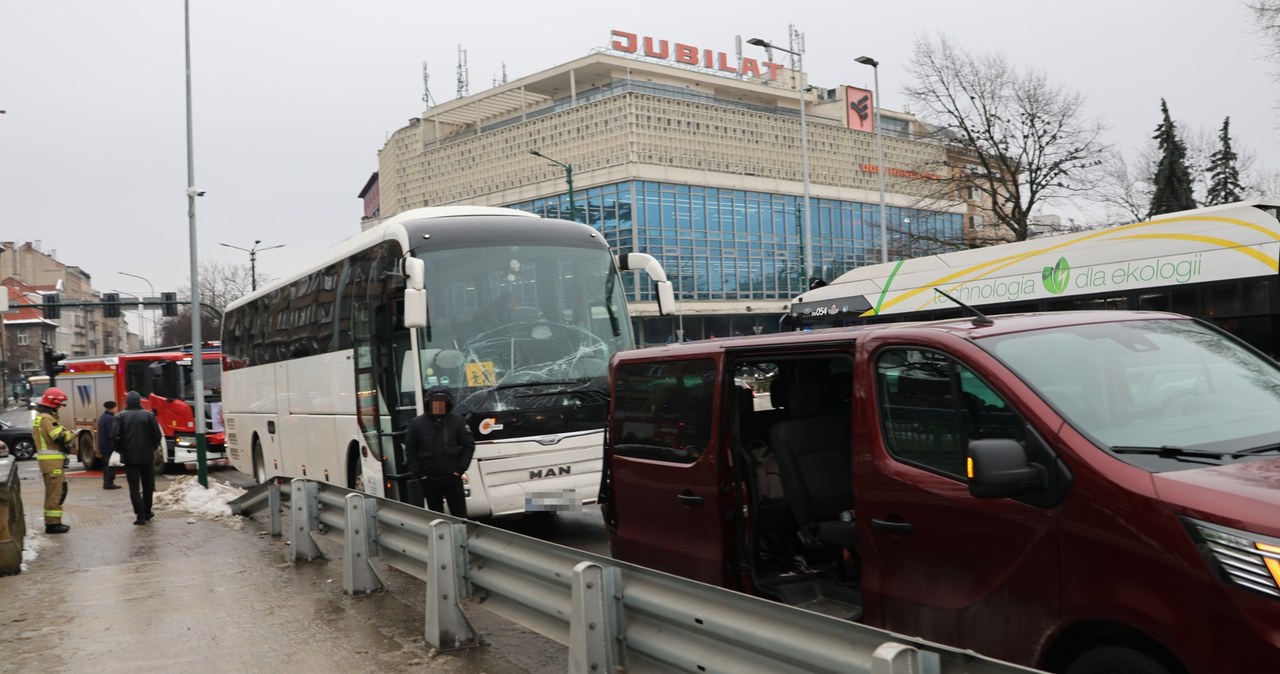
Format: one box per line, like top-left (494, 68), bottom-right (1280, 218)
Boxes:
top-left (110, 391), bottom-right (161, 525)
top-left (98, 401), bottom-right (121, 490)
top-left (404, 386), bottom-right (475, 517)
top-left (33, 388), bottom-right (74, 534)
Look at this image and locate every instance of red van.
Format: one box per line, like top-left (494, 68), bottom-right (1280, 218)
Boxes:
top-left (601, 311), bottom-right (1280, 673)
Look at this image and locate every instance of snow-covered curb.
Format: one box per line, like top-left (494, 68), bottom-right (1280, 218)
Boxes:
top-left (153, 475), bottom-right (247, 528)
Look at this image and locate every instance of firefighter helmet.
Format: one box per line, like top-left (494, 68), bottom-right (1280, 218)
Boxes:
top-left (39, 387), bottom-right (69, 408)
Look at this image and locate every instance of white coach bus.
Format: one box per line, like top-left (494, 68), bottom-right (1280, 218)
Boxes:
top-left (221, 206), bottom-right (674, 517)
top-left (789, 199), bottom-right (1280, 356)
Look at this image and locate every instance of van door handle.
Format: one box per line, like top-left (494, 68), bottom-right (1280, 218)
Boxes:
top-left (677, 493), bottom-right (704, 506)
top-left (871, 518), bottom-right (912, 534)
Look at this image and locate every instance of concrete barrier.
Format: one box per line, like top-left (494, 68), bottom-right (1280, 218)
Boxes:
top-left (0, 456), bottom-right (24, 576)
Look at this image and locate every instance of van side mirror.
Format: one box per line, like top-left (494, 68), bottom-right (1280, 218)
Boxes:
top-left (967, 439), bottom-right (1045, 499)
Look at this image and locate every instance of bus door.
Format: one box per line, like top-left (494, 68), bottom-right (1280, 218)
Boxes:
top-left (351, 244), bottom-right (415, 501)
top-left (606, 357), bottom-right (731, 586)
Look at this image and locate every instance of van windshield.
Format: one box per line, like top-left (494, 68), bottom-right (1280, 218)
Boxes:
top-left (979, 318), bottom-right (1280, 470)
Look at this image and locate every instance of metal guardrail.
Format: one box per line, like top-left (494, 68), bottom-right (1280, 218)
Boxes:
top-left (232, 478), bottom-right (1043, 674)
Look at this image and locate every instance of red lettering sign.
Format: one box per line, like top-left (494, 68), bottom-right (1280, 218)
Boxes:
top-left (609, 29), bottom-right (782, 80)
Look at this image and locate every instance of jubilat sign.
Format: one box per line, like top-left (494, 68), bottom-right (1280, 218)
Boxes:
top-left (609, 30), bottom-right (784, 80)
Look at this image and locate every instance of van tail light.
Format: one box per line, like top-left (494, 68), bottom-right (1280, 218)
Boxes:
top-left (1184, 518), bottom-right (1280, 599)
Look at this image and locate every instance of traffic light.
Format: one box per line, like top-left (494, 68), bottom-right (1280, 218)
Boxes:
top-left (161, 291), bottom-right (178, 317)
top-left (102, 292), bottom-right (121, 318)
top-left (43, 342), bottom-right (67, 380)
top-left (43, 292), bottom-right (61, 319)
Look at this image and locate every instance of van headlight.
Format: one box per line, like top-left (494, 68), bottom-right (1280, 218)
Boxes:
top-left (1184, 518), bottom-right (1280, 599)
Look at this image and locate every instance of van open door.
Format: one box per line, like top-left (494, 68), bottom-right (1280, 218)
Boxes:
top-left (604, 357), bottom-right (732, 585)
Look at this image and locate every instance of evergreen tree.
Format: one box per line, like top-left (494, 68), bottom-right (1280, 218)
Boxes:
top-left (1148, 99), bottom-right (1197, 217)
top-left (1205, 117), bottom-right (1244, 206)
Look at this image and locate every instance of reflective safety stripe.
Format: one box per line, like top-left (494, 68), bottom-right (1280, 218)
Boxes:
top-left (45, 510), bottom-right (63, 517)
top-left (51, 468), bottom-right (62, 476)
top-left (36, 454), bottom-right (65, 460)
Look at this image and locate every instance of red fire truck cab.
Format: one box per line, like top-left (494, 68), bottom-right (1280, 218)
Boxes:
top-left (59, 344), bottom-right (226, 470)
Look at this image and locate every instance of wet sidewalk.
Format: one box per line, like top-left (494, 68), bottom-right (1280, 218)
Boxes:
top-left (0, 463), bottom-right (563, 674)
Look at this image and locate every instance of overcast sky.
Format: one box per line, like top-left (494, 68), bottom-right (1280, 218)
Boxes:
top-left (2, 1), bottom-right (1275, 317)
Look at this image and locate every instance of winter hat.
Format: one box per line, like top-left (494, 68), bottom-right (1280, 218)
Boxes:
top-left (104, 401), bottom-right (117, 410)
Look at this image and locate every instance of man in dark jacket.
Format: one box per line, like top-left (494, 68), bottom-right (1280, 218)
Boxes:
top-left (404, 386), bottom-right (475, 517)
top-left (110, 391), bottom-right (162, 525)
top-left (98, 401), bottom-right (120, 490)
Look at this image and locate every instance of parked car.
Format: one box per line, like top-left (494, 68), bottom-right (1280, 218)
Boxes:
top-left (0, 419), bottom-right (35, 460)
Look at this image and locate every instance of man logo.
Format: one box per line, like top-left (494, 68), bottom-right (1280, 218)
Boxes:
top-left (530, 466), bottom-right (571, 480)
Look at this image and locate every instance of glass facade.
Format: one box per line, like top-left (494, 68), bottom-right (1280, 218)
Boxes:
top-left (508, 180), bottom-right (964, 304)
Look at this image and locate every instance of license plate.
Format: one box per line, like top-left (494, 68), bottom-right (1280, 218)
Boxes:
top-left (525, 489), bottom-right (582, 512)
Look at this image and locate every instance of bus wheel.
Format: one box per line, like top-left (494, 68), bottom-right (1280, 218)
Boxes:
top-left (347, 449), bottom-right (365, 492)
top-left (252, 438), bottom-right (266, 484)
top-left (79, 434), bottom-right (99, 471)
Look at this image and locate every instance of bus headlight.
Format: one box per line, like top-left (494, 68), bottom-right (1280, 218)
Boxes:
top-left (1184, 517), bottom-right (1280, 599)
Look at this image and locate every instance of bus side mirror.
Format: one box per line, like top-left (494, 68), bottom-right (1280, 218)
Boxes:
top-left (403, 258), bottom-right (428, 329)
top-left (404, 289), bottom-right (427, 329)
top-left (967, 439), bottom-right (1044, 499)
top-left (656, 281), bottom-right (675, 317)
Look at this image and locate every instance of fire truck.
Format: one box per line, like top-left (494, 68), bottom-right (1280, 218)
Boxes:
top-left (57, 343), bottom-right (226, 471)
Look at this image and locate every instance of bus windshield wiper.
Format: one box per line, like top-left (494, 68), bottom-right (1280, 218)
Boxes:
top-left (1229, 443), bottom-right (1280, 457)
top-left (1111, 445), bottom-right (1227, 459)
top-left (488, 379), bottom-right (594, 396)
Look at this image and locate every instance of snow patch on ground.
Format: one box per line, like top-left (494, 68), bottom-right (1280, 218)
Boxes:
top-left (154, 475), bottom-right (246, 529)
top-left (20, 530), bottom-right (46, 572)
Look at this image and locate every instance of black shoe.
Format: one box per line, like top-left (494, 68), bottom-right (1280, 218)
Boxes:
top-left (45, 524), bottom-right (70, 534)
top-left (103, 484), bottom-right (122, 490)
top-left (133, 518), bottom-right (147, 525)
top-left (146, 511), bottom-right (155, 521)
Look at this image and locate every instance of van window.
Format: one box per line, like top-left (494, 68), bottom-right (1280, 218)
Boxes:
top-left (611, 359), bottom-right (716, 463)
top-left (877, 348), bottom-right (1025, 478)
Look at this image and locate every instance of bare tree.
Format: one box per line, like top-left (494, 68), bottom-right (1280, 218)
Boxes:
top-left (155, 260), bottom-right (259, 346)
top-left (1095, 149), bottom-right (1153, 223)
top-left (903, 33), bottom-right (1109, 243)
top-left (1250, 1), bottom-right (1280, 112)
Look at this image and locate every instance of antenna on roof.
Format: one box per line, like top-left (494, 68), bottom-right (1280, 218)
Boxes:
top-left (422, 61), bottom-right (436, 108)
top-left (493, 62), bottom-right (508, 87)
top-left (456, 46), bottom-right (469, 99)
top-left (933, 288), bottom-right (994, 327)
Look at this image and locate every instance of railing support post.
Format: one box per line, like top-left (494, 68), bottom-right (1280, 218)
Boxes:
top-left (872, 642), bottom-right (940, 674)
top-left (424, 519), bottom-right (478, 651)
top-left (290, 478), bottom-right (323, 562)
top-left (343, 492), bottom-right (383, 595)
top-left (569, 561), bottom-right (625, 674)
top-left (267, 479), bottom-right (282, 537)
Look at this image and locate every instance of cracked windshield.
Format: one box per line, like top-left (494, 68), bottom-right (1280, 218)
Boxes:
top-left (403, 243), bottom-right (632, 440)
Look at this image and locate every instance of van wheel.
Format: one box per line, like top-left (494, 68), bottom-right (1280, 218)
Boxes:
top-left (79, 434), bottom-right (99, 471)
top-left (154, 443), bottom-right (168, 475)
top-left (1066, 646), bottom-right (1174, 674)
top-left (252, 438), bottom-right (266, 483)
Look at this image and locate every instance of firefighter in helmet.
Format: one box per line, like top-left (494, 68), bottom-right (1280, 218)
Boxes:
top-left (33, 387), bottom-right (75, 534)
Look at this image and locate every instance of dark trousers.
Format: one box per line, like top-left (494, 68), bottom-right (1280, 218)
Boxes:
top-left (421, 475), bottom-right (467, 518)
top-left (124, 463), bottom-right (155, 518)
top-left (102, 456), bottom-right (117, 486)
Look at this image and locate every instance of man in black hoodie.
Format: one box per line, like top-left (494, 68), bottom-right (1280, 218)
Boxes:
top-left (404, 386), bottom-right (475, 517)
top-left (110, 391), bottom-right (162, 525)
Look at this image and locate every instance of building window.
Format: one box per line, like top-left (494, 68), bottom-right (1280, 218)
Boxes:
top-left (17, 330), bottom-right (28, 346)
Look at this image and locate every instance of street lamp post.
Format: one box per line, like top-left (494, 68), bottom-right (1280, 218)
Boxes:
top-left (528, 149), bottom-right (576, 223)
top-left (219, 240), bottom-right (285, 291)
top-left (111, 289), bottom-right (151, 350)
top-left (118, 272), bottom-right (156, 347)
top-left (183, 0), bottom-right (210, 488)
top-left (748, 37), bottom-right (813, 286)
top-left (855, 55), bottom-right (889, 264)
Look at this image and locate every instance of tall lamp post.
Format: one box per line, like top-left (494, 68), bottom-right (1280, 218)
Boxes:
top-left (747, 37), bottom-right (813, 286)
top-left (118, 271), bottom-right (156, 348)
top-left (183, 0), bottom-right (211, 487)
top-left (219, 240), bottom-right (285, 291)
top-left (528, 149), bottom-right (575, 222)
top-left (855, 55), bottom-right (889, 264)
top-left (111, 289), bottom-right (151, 350)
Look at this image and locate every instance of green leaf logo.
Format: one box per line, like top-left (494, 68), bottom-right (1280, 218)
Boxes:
top-left (1042, 257), bottom-right (1070, 295)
